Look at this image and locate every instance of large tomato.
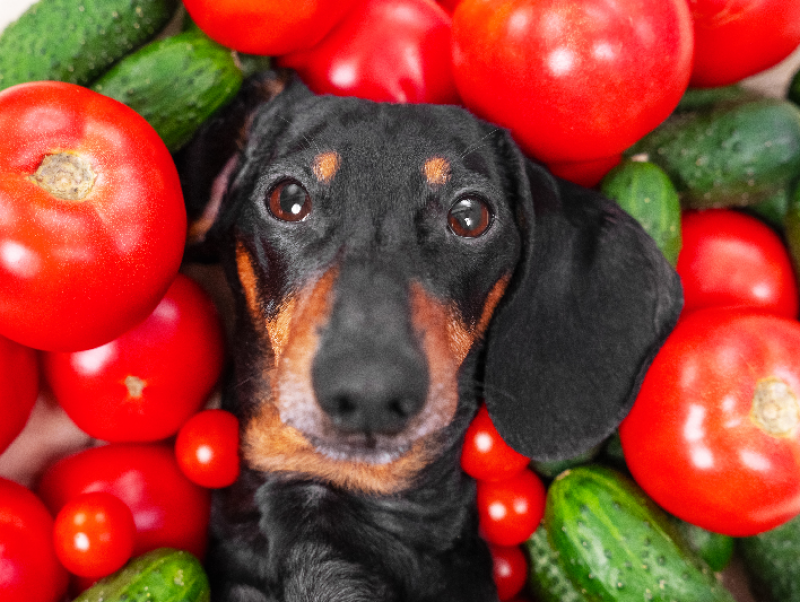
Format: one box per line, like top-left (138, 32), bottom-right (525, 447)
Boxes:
top-left (278, 0), bottom-right (459, 104)
top-left (182, 0), bottom-right (359, 56)
top-left (677, 209), bottom-right (799, 319)
top-left (689, 0), bottom-right (800, 88)
top-left (0, 334), bottom-right (38, 454)
top-left (451, 0), bottom-right (694, 164)
top-left (620, 309), bottom-right (800, 536)
top-left (0, 477), bottom-right (69, 602)
top-left (0, 81), bottom-right (186, 352)
top-left (37, 443), bottom-right (211, 558)
top-left (42, 274), bottom-right (226, 442)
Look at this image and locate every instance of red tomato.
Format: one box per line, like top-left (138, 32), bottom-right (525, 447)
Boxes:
top-left (620, 309), bottom-right (800, 536)
top-left (278, 0), bottom-right (459, 104)
top-left (451, 0), bottom-right (694, 164)
top-left (689, 0), bottom-right (800, 87)
top-left (0, 477), bottom-right (69, 602)
top-left (42, 274), bottom-right (225, 442)
top-left (53, 491), bottom-right (136, 578)
top-left (489, 544), bottom-right (528, 601)
top-left (0, 334), bottom-right (38, 454)
top-left (547, 154), bottom-right (622, 188)
top-left (677, 209), bottom-right (798, 319)
top-left (37, 442), bottom-right (211, 558)
top-left (461, 404), bottom-right (530, 482)
top-left (477, 468), bottom-right (546, 546)
top-left (175, 409), bottom-right (241, 488)
top-left (182, 0), bottom-right (359, 56)
top-left (0, 81), bottom-right (186, 352)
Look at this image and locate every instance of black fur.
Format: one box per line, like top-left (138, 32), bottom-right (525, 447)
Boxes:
top-left (177, 71), bottom-right (683, 602)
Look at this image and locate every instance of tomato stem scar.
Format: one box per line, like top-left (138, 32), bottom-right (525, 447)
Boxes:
top-left (29, 152), bottom-right (96, 201)
top-left (125, 375), bottom-right (146, 399)
top-left (750, 377), bottom-right (800, 437)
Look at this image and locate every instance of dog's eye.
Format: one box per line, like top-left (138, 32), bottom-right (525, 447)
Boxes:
top-left (267, 179), bottom-right (312, 222)
top-left (448, 196), bottom-right (492, 238)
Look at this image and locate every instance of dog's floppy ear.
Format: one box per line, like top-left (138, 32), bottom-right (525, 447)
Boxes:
top-left (174, 70), bottom-right (311, 258)
top-left (483, 145), bottom-right (683, 462)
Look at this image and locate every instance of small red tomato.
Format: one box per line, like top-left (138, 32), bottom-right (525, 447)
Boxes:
top-left (182, 0), bottom-right (359, 56)
top-left (37, 442), bottom-right (211, 559)
top-left (53, 491), bottom-right (135, 578)
top-left (279, 0), bottom-right (458, 104)
top-left (43, 274), bottom-right (226, 442)
top-left (0, 477), bottom-right (69, 602)
top-left (0, 81), bottom-right (186, 352)
top-left (461, 404), bottom-right (530, 482)
top-left (677, 209), bottom-right (799, 319)
top-left (477, 468), bottom-right (546, 546)
top-left (176, 409), bottom-right (240, 489)
top-left (489, 544), bottom-right (528, 601)
top-left (620, 309), bottom-right (800, 536)
top-left (0, 334), bottom-right (38, 454)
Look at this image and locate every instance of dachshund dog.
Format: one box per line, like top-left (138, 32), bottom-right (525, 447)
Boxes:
top-left (175, 70), bottom-right (683, 602)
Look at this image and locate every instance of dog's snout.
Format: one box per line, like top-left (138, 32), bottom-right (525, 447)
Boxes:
top-left (313, 348), bottom-right (428, 435)
top-left (311, 261), bottom-right (429, 437)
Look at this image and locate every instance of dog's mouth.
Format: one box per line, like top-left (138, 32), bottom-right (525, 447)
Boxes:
top-left (304, 432), bottom-right (414, 465)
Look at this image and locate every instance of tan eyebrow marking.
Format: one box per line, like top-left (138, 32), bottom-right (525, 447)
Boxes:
top-left (423, 157), bottom-right (451, 186)
top-left (312, 151), bottom-right (341, 183)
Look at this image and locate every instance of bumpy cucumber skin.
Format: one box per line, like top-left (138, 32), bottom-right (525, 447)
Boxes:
top-left (546, 466), bottom-right (736, 602)
top-left (0, 0), bottom-right (178, 91)
top-left (525, 523), bottom-right (588, 602)
top-left (629, 99), bottom-right (800, 209)
top-left (600, 160), bottom-right (682, 267)
top-left (92, 30), bottom-right (243, 152)
top-left (739, 512), bottom-right (800, 602)
top-left (670, 518), bottom-right (734, 574)
top-left (74, 548), bottom-right (210, 602)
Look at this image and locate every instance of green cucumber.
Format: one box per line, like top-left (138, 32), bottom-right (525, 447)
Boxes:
top-left (546, 466), bottom-right (736, 602)
top-left (675, 85), bottom-right (753, 114)
top-left (74, 547), bottom-right (210, 602)
top-left (0, 0), bottom-right (178, 91)
top-left (600, 159), bottom-right (682, 266)
top-left (525, 522), bottom-right (588, 602)
top-left (629, 99), bottom-right (800, 210)
top-left (738, 513), bottom-right (800, 602)
top-left (670, 518), bottom-right (734, 573)
top-left (783, 180), bottom-right (800, 285)
top-left (91, 30), bottom-right (244, 152)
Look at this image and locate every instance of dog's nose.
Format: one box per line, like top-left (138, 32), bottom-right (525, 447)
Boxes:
top-left (313, 346), bottom-right (428, 435)
top-left (311, 260), bottom-right (429, 436)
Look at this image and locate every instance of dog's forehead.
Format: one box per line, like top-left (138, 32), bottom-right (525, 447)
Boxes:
top-left (270, 97), bottom-right (503, 182)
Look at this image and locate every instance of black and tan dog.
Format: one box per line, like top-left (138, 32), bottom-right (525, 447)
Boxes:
top-left (176, 70), bottom-right (682, 602)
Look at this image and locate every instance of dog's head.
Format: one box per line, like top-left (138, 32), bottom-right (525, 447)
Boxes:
top-left (178, 72), bottom-right (682, 495)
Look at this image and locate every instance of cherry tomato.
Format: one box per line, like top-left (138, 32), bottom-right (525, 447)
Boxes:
top-left (42, 274), bottom-right (226, 442)
top-left (461, 404), bottom-right (530, 481)
top-left (0, 81), bottom-right (186, 352)
top-left (451, 0), bottom-right (694, 164)
top-left (175, 409), bottom-right (240, 488)
top-left (279, 0), bottom-right (459, 104)
top-left (620, 309), bottom-right (800, 536)
top-left (182, 0), bottom-right (359, 56)
top-left (677, 209), bottom-right (799, 319)
top-left (489, 544), bottom-right (528, 601)
top-left (477, 468), bottom-right (546, 546)
top-left (37, 442), bottom-right (211, 558)
top-left (53, 491), bottom-right (136, 578)
top-left (689, 0), bottom-right (800, 88)
top-left (0, 477), bottom-right (69, 602)
top-left (0, 334), bottom-right (38, 454)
